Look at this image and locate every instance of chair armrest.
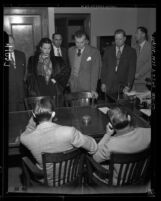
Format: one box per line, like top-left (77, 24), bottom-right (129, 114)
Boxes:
top-left (22, 156), bottom-right (43, 178)
top-left (86, 155), bottom-right (109, 178)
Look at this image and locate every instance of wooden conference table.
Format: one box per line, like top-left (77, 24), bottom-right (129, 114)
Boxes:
top-left (8, 102), bottom-right (150, 156)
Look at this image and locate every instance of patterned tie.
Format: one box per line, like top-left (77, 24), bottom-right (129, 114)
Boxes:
top-left (77, 49), bottom-right (81, 56)
top-left (115, 47), bottom-right (121, 72)
top-left (57, 48), bottom-right (61, 56)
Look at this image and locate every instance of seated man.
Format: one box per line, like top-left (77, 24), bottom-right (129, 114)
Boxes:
top-left (20, 97), bottom-right (97, 186)
top-left (93, 107), bottom-right (151, 185)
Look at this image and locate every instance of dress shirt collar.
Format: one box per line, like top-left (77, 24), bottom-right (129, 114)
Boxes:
top-left (53, 45), bottom-right (62, 56)
top-left (76, 47), bottom-right (85, 54)
top-left (116, 45), bottom-right (124, 54)
top-left (36, 121), bottom-right (56, 130)
top-left (10, 51), bottom-right (15, 61)
top-left (139, 40), bottom-right (146, 50)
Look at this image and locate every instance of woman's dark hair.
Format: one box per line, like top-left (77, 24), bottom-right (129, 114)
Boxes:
top-left (34, 37), bottom-right (54, 59)
top-left (33, 37), bottom-right (55, 76)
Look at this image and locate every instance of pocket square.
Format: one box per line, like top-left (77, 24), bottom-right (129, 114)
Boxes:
top-left (86, 56), bottom-right (92, 61)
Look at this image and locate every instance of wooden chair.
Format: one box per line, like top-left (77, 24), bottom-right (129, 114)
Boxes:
top-left (24, 96), bottom-right (56, 111)
top-left (85, 146), bottom-right (151, 186)
top-left (22, 148), bottom-right (84, 188)
top-left (64, 92), bottom-right (95, 107)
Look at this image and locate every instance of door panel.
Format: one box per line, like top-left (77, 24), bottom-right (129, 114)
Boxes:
top-left (4, 7), bottom-right (48, 64)
top-left (4, 14), bottom-right (41, 63)
top-left (12, 24), bottom-right (34, 62)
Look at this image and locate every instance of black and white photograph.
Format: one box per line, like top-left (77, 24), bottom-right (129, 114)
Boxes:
top-left (2, 4), bottom-right (157, 199)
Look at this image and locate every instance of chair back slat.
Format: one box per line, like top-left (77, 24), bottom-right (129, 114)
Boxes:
top-left (122, 163), bottom-right (130, 184)
top-left (132, 161), bottom-right (144, 183)
top-left (53, 162), bottom-right (56, 187)
top-left (127, 163), bottom-right (135, 184)
top-left (42, 155), bottom-right (48, 186)
top-left (116, 164), bottom-right (124, 186)
top-left (58, 162), bottom-right (63, 186)
top-left (41, 148), bottom-right (84, 187)
top-left (63, 160), bottom-right (68, 184)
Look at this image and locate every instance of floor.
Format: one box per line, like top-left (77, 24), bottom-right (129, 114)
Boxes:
top-left (8, 166), bottom-right (23, 191)
top-left (7, 165), bottom-right (151, 195)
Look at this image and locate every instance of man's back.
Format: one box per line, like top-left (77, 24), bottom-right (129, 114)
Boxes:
top-left (20, 122), bottom-right (76, 165)
top-left (93, 127), bottom-right (151, 163)
top-left (20, 119), bottom-right (97, 167)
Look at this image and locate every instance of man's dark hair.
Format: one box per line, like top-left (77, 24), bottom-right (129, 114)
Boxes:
top-left (137, 26), bottom-right (148, 40)
top-left (33, 97), bottom-right (54, 124)
top-left (107, 107), bottom-right (131, 130)
top-left (114, 29), bottom-right (126, 37)
top-left (52, 33), bottom-right (63, 40)
top-left (74, 30), bottom-right (87, 39)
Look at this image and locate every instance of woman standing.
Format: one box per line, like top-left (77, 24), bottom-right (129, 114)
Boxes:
top-left (27, 38), bottom-right (70, 106)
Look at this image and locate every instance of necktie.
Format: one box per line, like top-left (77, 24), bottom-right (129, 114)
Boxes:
top-left (77, 49), bottom-right (81, 56)
top-left (115, 47), bottom-right (121, 72)
top-left (138, 45), bottom-right (141, 55)
top-left (57, 48), bottom-right (61, 56)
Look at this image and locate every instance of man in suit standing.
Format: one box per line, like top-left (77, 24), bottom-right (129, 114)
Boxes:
top-left (52, 33), bottom-right (68, 66)
top-left (9, 35), bottom-right (26, 111)
top-left (133, 27), bottom-right (151, 91)
top-left (68, 30), bottom-right (101, 97)
top-left (101, 29), bottom-right (137, 94)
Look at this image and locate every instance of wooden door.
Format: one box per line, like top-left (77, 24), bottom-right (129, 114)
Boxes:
top-left (4, 7), bottom-right (49, 64)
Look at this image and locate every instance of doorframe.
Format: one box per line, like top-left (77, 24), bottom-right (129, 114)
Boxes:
top-left (55, 13), bottom-right (91, 47)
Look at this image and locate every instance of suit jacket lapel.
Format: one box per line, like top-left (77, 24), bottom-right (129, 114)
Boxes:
top-left (121, 45), bottom-right (127, 58)
top-left (61, 47), bottom-right (64, 58)
top-left (80, 45), bottom-right (89, 72)
top-left (141, 41), bottom-right (148, 55)
top-left (70, 46), bottom-right (76, 69)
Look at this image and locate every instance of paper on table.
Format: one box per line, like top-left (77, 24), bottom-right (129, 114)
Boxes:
top-left (140, 109), bottom-right (151, 117)
top-left (98, 107), bottom-right (110, 114)
top-left (124, 90), bottom-right (136, 96)
top-left (124, 90), bottom-right (150, 97)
